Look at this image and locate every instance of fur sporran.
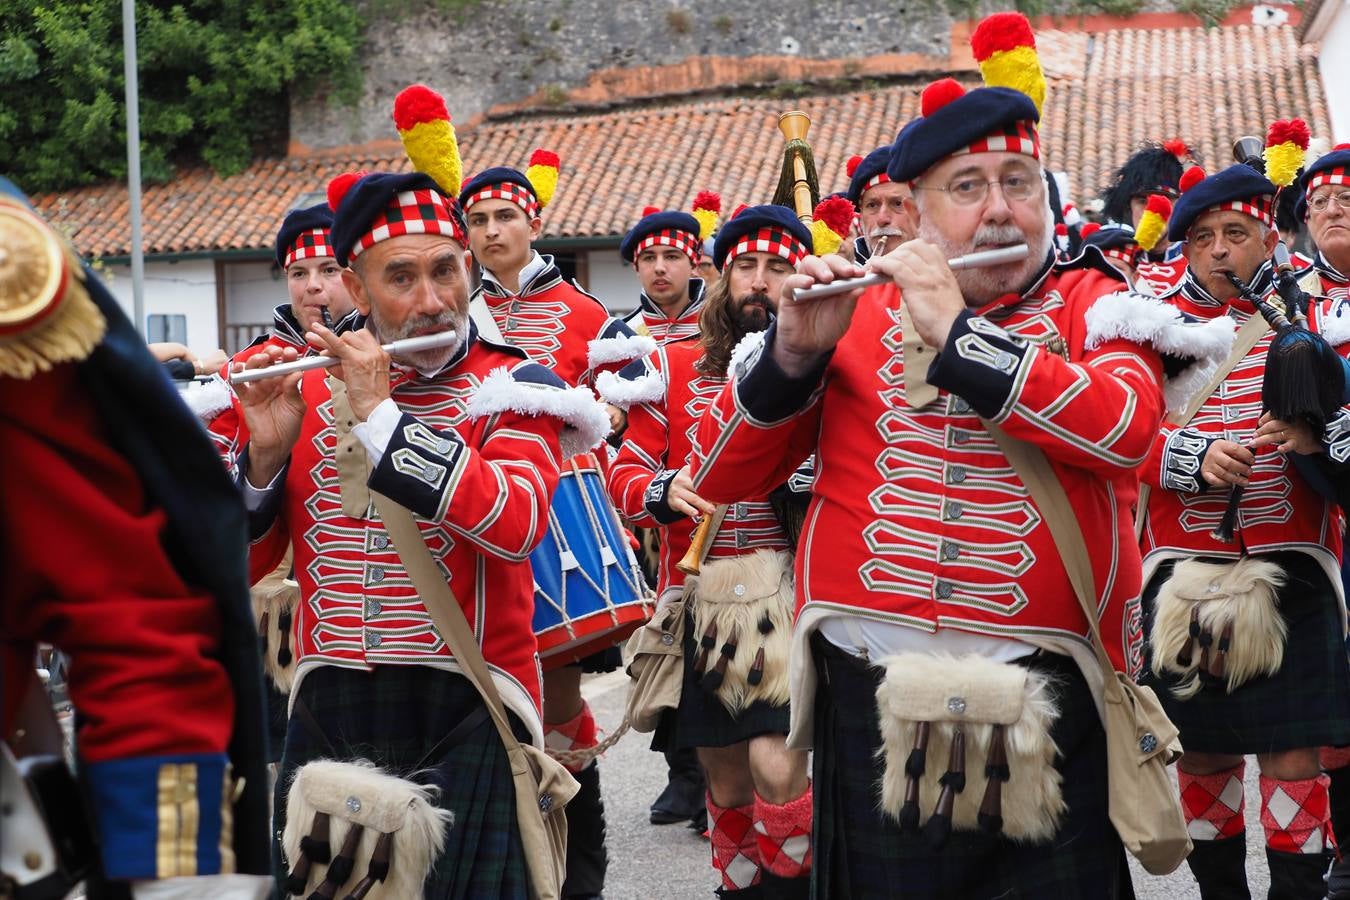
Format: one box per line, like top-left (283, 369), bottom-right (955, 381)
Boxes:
top-left (875, 653), bottom-right (1065, 848)
top-left (1150, 557), bottom-right (1287, 699)
top-left (281, 759), bottom-right (453, 900)
top-left (251, 556), bottom-right (299, 693)
top-left (687, 549), bottom-right (793, 715)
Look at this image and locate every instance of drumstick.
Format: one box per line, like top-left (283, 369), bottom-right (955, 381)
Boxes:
top-left (791, 243), bottom-right (1031, 302)
top-left (229, 331), bottom-right (460, 384)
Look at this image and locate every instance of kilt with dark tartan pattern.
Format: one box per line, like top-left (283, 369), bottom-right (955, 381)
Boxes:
top-left (651, 610), bottom-right (790, 752)
top-left (274, 665), bottom-right (531, 900)
top-left (810, 633), bottom-right (1131, 900)
top-left (1141, 550), bottom-right (1350, 754)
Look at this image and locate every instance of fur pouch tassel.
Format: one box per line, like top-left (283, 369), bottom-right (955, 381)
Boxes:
top-left (924, 730), bottom-right (966, 850)
top-left (978, 725), bottom-right (1010, 834)
top-left (285, 812), bottom-right (332, 895)
top-left (252, 552), bottom-right (300, 693)
top-left (899, 721), bottom-right (930, 833)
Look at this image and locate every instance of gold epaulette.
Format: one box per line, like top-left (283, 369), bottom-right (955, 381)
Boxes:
top-left (0, 197), bottom-right (106, 379)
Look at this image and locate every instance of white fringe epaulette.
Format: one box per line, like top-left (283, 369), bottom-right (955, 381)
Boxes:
top-left (1082, 290), bottom-right (1237, 413)
top-left (587, 332), bottom-right (657, 368)
top-left (595, 366), bottom-right (665, 409)
top-left (728, 329), bottom-right (767, 374)
top-left (467, 366), bottom-right (612, 458)
top-left (1321, 299), bottom-right (1350, 347)
top-left (179, 375), bottom-right (234, 423)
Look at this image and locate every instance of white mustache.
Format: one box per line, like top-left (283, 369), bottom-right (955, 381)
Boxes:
top-left (971, 225), bottom-right (1026, 248)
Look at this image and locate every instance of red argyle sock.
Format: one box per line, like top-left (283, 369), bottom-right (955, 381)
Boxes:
top-left (1179, 762), bottom-right (1247, 841)
top-left (543, 700), bottom-right (598, 775)
top-left (1322, 746), bottom-right (1350, 771)
top-left (753, 787), bottom-right (813, 879)
top-left (1260, 772), bottom-right (1332, 854)
top-left (708, 794), bottom-right (761, 890)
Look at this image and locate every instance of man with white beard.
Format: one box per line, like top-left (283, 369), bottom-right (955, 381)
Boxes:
top-left (233, 170), bottom-right (608, 898)
top-left (688, 49), bottom-right (1230, 895)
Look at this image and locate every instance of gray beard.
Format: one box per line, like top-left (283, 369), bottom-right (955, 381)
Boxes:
top-left (368, 307), bottom-right (468, 374)
top-left (918, 217), bottom-right (1054, 306)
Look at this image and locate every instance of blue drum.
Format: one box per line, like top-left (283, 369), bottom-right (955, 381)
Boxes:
top-left (531, 454), bottom-right (651, 668)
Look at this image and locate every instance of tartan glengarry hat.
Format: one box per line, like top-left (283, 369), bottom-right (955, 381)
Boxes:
top-left (458, 167), bottom-right (541, 218)
top-left (1167, 164), bottom-right (1278, 243)
top-left (1295, 144), bottom-right (1350, 220)
top-left (886, 82), bottom-right (1041, 185)
top-left (711, 204), bottom-right (813, 271)
top-left (847, 145), bottom-right (894, 205)
top-left (328, 171), bottom-right (467, 267)
top-left (275, 203), bottom-right (336, 269)
top-left (619, 209), bottom-right (703, 265)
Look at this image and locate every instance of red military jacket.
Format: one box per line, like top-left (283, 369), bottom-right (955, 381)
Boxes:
top-left (243, 327), bottom-right (607, 735)
top-left (605, 335), bottom-right (789, 595)
top-left (622, 278), bottom-right (707, 345)
top-left (1140, 266), bottom-right (1350, 588)
top-left (691, 263), bottom-right (1226, 686)
top-left (1134, 244), bottom-right (1188, 297)
top-left (1304, 253), bottom-right (1350, 303)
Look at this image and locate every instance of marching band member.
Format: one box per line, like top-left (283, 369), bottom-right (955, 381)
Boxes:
top-left (0, 179), bottom-right (272, 899)
top-left (688, 15), bottom-right (1227, 895)
top-left (620, 194), bottom-right (720, 344)
top-left (235, 169), bottom-right (607, 898)
top-left (846, 143), bottom-right (916, 263)
top-left (1138, 160), bottom-right (1350, 897)
top-left (1101, 140), bottom-right (1195, 296)
top-left (607, 205), bottom-right (816, 899)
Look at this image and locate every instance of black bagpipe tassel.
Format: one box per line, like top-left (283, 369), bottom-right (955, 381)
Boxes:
top-left (285, 811), bottom-right (332, 895)
top-left (899, 721), bottom-right (930, 833)
top-left (702, 626), bottom-right (739, 693)
top-left (278, 609), bottom-right (294, 668)
top-left (1178, 606), bottom-right (1201, 667)
top-left (342, 831), bottom-right (392, 900)
top-left (1197, 625), bottom-right (1215, 680)
top-left (758, 614), bottom-right (775, 635)
top-left (924, 729), bottom-right (966, 850)
top-left (308, 822), bottom-right (363, 900)
top-left (978, 725), bottom-right (1010, 834)
top-left (1210, 622), bottom-right (1233, 680)
top-left (747, 646), bottom-right (766, 687)
top-left (695, 622), bottom-right (718, 675)
top-left (1212, 480), bottom-right (1244, 543)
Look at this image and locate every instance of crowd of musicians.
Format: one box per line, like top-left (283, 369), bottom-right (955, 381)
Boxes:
top-left (10, 9), bottom-right (1350, 900)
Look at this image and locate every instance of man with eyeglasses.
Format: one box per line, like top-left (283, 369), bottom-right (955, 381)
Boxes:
top-left (1137, 162), bottom-right (1350, 898)
top-left (685, 41), bottom-right (1228, 896)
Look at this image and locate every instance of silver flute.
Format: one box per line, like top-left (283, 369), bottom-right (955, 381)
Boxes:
top-left (229, 331), bottom-right (460, 384)
top-left (791, 243), bottom-right (1031, 302)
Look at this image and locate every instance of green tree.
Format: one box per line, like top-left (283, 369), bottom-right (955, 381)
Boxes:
top-left (1, 0), bottom-right (362, 192)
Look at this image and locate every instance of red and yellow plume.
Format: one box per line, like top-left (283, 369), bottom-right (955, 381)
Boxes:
top-left (810, 197), bottom-right (856, 257)
top-left (1134, 194), bottom-right (1172, 252)
top-left (1264, 119), bottom-right (1311, 188)
top-left (526, 149), bottom-right (561, 209)
top-left (393, 85), bottom-right (462, 197)
top-left (970, 12), bottom-right (1046, 117)
top-left (691, 190), bottom-right (722, 240)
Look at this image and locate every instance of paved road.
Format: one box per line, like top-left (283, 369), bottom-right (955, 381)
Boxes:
top-left (583, 670), bottom-right (1272, 899)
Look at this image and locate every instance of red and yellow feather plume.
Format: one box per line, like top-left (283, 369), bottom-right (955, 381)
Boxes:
top-left (1134, 194), bottom-right (1172, 252)
top-left (1264, 119), bottom-right (1311, 189)
top-left (691, 190), bottom-right (722, 240)
top-left (525, 149), bottom-right (561, 209)
top-left (970, 12), bottom-right (1046, 117)
top-left (393, 84), bottom-right (462, 197)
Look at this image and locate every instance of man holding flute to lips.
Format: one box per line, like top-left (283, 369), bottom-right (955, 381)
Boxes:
top-left (687, 14), bottom-right (1230, 896)
top-left (231, 169), bottom-right (610, 898)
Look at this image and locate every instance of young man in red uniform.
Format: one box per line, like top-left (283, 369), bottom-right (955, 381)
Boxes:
top-left (689, 74), bottom-right (1227, 897)
top-left (607, 205), bottom-right (816, 899)
top-left (619, 206), bottom-right (709, 344)
top-left (1, 181), bottom-right (271, 898)
top-left (1139, 163), bottom-right (1350, 897)
top-left (235, 170), bottom-right (608, 898)
top-left (458, 161), bottom-right (652, 900)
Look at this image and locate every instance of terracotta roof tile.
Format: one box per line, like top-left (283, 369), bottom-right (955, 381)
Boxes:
top-left (33, 23), bottom-right (1326, 259)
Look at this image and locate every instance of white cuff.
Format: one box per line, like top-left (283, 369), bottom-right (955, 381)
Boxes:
top-left (242, 461), bottom-right (287, 511)
top-left (351, 398), bottom-right (401, 466)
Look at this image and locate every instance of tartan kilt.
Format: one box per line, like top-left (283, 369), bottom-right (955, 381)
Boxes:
top-left (274, 664), bottom-right (531, 900)
top-left (810, 634), bottom-right (1131, 900)
top-left (1141, 550), bottom-right (1350, 754)
top-left (651, 609), bottom-right (790, 752)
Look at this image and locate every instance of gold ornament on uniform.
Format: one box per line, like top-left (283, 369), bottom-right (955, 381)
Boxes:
top-left (0, 197), bottom-right (105, 379)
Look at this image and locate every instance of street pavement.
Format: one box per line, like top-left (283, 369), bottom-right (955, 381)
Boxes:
top-left (582, 670), bottom-right (1273, 899)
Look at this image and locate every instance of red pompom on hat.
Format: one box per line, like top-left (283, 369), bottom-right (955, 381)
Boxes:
top-left (1145, 194), bottom-right (1173, 218)
top-left (1079, 222), bottom-right (1101, 239)
top-left (921, 78), bottom-right (967, 117)
top-left (1336, 143), bottom-right (1350, 152)
top-left (846, 155), bottom-right (864, 177)
top-left (1054, 223), bottom-right (1068, 236)
top-left (730, 204), bottom-right (750, 220)
top-left (970, 11), bottom-right (1037, 60)
top-left (1162, 139), bottom-right (1190, 161)
top-left (392, 85), bottom-right (449, 132)
top-left (327, 171), bottom-right (367, 213)
top-left (1179, 166), bottom-right (1206, 194)
top-left (641, 205), bottom-right (661, 217)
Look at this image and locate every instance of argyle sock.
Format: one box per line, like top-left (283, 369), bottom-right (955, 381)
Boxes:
top-left (543, 700), bottom-right (598, 775)
top-left (752, 787), bottom-right (813, 880)
top-left (708, 794), bottom-right (761, 891)
top-left (1180, 762), bottom-right (1247, 841)
top-left (1260, 772), bottom-right (1333, 855)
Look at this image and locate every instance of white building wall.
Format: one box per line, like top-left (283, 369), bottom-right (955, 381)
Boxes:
top-left (1320, 4), bottom-right (1350, 142)
top-left (224, 260), bottom-right (286, 326)
top-left (584, 249), bottom-right (640, 316)
top-left (99, 258), bottom-right (220, 355)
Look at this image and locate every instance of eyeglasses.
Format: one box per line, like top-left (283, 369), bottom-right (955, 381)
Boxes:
top-left (1309, 191), bottom-right (1350, 214)
top-left (912, 172), bottom-right (1038, 206)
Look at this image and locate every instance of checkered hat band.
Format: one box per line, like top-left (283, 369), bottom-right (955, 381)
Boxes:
top-left (284, 228), bottom-right (334, 268)
top-left (725, 227), bottom-right (808, 267)
top-left (863, 173), bottom-right (892, 192)
top-left (635, 229), bottom-right (701, 264)
top-left (1205, 198), bottom-right (1275, 229)
top-left (1103, 246), bottom-right (1136, 265)
top-left (950, 120), bottom-right (1040, 160)
top-left (351, 190), bottom-right (465, 259)
top-left (464, 182), bottom-right (540, 218)
top-left (1308, 168), bottom-right (1350, 196)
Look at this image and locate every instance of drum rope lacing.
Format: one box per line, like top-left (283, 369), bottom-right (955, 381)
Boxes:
top-left (545, 715), bottom-right (633, 766)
